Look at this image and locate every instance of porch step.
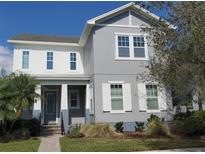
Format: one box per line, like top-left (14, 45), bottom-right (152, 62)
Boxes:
top-left (41, 124), bottom-right (61, 136)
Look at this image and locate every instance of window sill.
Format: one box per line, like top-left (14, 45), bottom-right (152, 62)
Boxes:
top-left (115, 58), bottom-right (149, 61)
top-left (45, 69), bottom-right (55, 72)
top-left (21, 69), bottom-right (31, 72)
top-left (146, 110), bottom-right (161, 113)
top-left (110, 110), bottom-right (126, 114)
top-left (68, 70), bottom-right (79, 73)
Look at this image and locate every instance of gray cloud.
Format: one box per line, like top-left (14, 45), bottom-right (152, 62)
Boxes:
top-left (0, 45), bottom-right (13, 74)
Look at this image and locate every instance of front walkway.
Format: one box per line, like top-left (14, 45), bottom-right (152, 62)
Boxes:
top-left (151, 147), bottom-right (205, 152)
top-left (38, 134), bottom-right (61, 152)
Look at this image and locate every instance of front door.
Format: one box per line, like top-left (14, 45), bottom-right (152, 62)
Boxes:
top-left (44, 91), bottom-right (56, 124)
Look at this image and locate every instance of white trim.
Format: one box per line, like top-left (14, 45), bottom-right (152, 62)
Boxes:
top-left (115, 33), bottom-right (149, 60)
top-left (109, 82), bottom-right (126, 114)
top-left (46, 51), bottom-right (54, 71)
top-left (22, 50), bottom-right (29, 70)
top-left (68, 51), bottom-right (78, 72)
top-left (115, 32), bottom-right (148, 36)
top-left (129, 10), bottom-right (132, 26)
top-left (108, 81), bottom-right (124, 84)
top-left (145, 84), bottom-right (160, 113)
top-left (96, 24), bottom-right (148, 28)
top-left (69, 89), bottom-right (80, 109)
top-left (87, 2), bottom-right (134, 25)
top-left (8, 40), bottom-right (79, 47)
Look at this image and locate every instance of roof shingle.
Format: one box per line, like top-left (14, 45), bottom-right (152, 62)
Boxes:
top-left (10, 34), bottom-right (80, 44)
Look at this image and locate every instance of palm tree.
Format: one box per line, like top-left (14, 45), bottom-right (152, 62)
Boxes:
top-left (0, 72), bottom-right (41, 134)
top-left (0, 76), bottom-right (16, 135)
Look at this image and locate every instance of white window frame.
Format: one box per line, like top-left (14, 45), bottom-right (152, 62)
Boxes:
top-left (22, 51), bottom-right (29, 70)
top-left (115, 33), bottom-right (149, 61)
top-left (110, 82), bottom-right (125, 113)
top-left (145, 84), bottom-right (160, 113)
top-left (46, 52), bottom-right (54, 70)
top-left (69, 90), bottom-right (80, 109)
top-left (69, 52), bottom-right (77, 72)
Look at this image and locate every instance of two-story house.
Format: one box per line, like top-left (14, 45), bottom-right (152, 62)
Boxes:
top-left (8, 2), bottom-right (173, 133)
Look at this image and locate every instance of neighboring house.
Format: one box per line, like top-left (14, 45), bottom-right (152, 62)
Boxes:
top-left (8, 2), bottom-right (199, 132)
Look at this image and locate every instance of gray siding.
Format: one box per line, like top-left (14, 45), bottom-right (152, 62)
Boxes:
top-left (131, 11), bottom-right (150, 26)
top-left (93, 74), bottom-right (171, 123)
top-left (89, 9), bottom-right (172, 130)
top-left (99, 11), bottom-right (129, 25)
top-left (92, 26), bottom-right (151, 75)
top-left (84, 33), bottom-right (94, 75)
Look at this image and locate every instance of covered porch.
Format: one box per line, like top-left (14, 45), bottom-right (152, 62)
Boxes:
top-left (32, 79), bottom-right (93, 134)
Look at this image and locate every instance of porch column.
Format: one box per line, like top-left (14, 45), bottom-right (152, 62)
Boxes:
top-left (61, 84), bottom-right (69, 134)
top-left (33, 85), bottom-right (42, 123)
top-left (85, 84), bottom-right (91, 124)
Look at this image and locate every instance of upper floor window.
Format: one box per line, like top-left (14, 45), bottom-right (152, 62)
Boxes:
top-left (133, 36), bottom-right (145, 58)
top-left (110, 84), bottom-right (124, 111)
top-left (115, 33), bottom-right (148, 60)
top-left (22, 51), bottom-right (29, 69)
top-left (70, 52), bottom-right (76, 70)
top-left (47, 52), bottom-right (53, 70)
top-left (117, 35), bottom-right (130, 57)
top-left (146, 85), bottom-right (159, 110)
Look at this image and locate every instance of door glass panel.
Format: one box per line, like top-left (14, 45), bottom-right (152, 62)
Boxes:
top-left (46, 92), bottom-right (55, 114)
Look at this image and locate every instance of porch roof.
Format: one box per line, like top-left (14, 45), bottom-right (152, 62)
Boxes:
top-left (33, 74), bottom-right (90, 81)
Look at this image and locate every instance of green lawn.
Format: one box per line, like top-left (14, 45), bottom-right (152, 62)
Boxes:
top-left (60, 137), bottom-right (205, 152)
top-left (0, 138), bottom-right (41, 152)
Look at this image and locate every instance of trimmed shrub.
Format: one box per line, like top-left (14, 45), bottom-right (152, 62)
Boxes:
top-left (170, 115), bottom-right (205, 136)
top-left (169, 120), bottom-right (184, 135)
top-left (12, 118), bottom-right (40, 136)
top-left (27, 119), bottom-right (41, 136)
top-left (135, 122), bottom-right (145, 132)
top-left (147, 114), bottom-right (161, 124)
top-left (193, 110), bottom-right (205, 121)
top-left (69, 124), bottom-right (84, 138)
top-left (12, 127), bottom-right (30, 139)
top-left (146, 115), bottom-right (168, 137)
top-left (114, 121), bottom-right (124, 132)
top-left (80, 124), bottom-right (124, 138)
top-left (173, 111), bottom-right (192, 120)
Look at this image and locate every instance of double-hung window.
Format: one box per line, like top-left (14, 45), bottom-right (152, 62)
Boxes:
top-left (70, 52), bottom-right (76, 70)
top-left (69, 90), bottom-right (80, 109)
top-left (133, 36), bottom-right (145, 58)
top-left (47, 52), bottom-right (53, 70)
top-left (146, 85), bottom-right (159, 110)
top-left (22, 51), bottom-right (29, 69)
top-left (116, 34), bottom-right (147, 60)
top-left (117, 35), bottom-right (130, 57)
top-left (110, 84), bottom-right (124, 111)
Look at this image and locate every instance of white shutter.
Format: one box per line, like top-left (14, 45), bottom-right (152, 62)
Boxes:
top-left (137, 83), bottom-right (147, 111)
top-left (158, 87), bottom-right (167, 111)
top-left (102, 83), bottom-right (111, 112)
top-left (123, 83), bottom-right (132, 112)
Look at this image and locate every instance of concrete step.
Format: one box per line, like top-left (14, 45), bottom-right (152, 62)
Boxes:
top-left (40, 131), bottom-right (61, 136)
top-left (41, 124), bottom-right (61, 136)
top-left (41, 124), bottom-right (60, 129)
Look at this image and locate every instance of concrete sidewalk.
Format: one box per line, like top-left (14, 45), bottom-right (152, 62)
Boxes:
top-left (38, 134), bottom-right (61, 152)
top-left (149, 147), bottom-right (205, 152)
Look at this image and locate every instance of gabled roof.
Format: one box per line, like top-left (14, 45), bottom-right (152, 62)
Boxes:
top-left (79, 2), bottom-right (174, 46)
top-left (87, 2), bottom-right (161, 25)
top-left (8, 2), bottom-right (173, 47)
